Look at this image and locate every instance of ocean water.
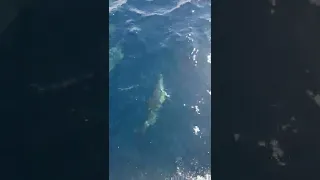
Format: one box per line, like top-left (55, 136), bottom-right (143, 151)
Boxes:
top-left (109, 0), bottom-right (211, 179)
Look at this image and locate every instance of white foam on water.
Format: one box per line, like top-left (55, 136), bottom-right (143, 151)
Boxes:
top-left (199, 13), bottom-right (211, 23)
top-left (109, 0), bottom-right (127, 13)
top-left (168, 165), bottom-right (211, 180)
top-left (128, 26), bottom-right (142, 33)
top-left (128, 0), bottom-right (192, 17)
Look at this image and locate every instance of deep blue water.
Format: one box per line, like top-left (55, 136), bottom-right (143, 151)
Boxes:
top-left (109, 0), bottom-right (211, 179)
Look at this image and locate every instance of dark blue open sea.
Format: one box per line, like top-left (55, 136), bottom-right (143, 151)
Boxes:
top-left (109, 0), bottom-right (211, 179)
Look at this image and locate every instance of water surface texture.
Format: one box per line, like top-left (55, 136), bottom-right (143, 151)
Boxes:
top-left (109, 0), bottom-right (211, 179)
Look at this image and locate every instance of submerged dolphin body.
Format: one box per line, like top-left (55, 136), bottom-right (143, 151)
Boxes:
top-left (139, 110), bottom-right (158, 134)
top-left (109, 46), bottom-right (124, 72)
top-left (136, 74), bottom-right (170, 134)
top-left (148, 74), bottom-right (169, 110)
top-left (109, 23), bottom-right (124, 73)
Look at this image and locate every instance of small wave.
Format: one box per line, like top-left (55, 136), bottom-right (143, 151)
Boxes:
top-left (118, 84), bottom-right (139, 91)
top-left (191, 0), bottom-right (211, 8)
top-left (128, 26), bottom-right (142, 33)
top-left (168, 161), bottom-right (211, 180)
top-left (125, 19), bottom-right (134, 24)
top-left (199, 13), bottom-right (211, 23)
top-left (128, 0), bottom-right (192, 17)
top-left (109, 0), bottom-right (127, 13)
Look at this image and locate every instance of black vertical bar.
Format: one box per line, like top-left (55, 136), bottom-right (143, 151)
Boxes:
top-left (0, 1), bottom-right (109, 179)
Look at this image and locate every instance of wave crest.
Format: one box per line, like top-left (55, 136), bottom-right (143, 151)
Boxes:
top-left (109, 0), bottom-right (127, 13)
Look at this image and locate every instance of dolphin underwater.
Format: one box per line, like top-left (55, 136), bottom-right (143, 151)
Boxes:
top-left (135, 74), bottom-right (170, 134)
top-left (109, 45), bottom-right (124, 72)
top-left (148, 74), bottom-right (170, 110)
